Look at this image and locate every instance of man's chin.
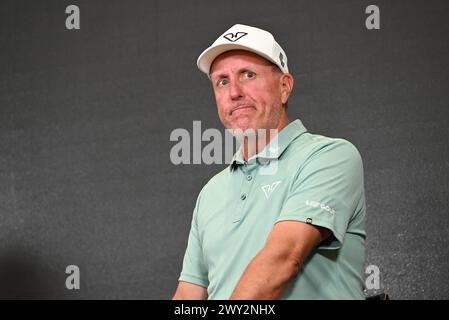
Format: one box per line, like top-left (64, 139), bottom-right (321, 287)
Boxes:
top-left (229, 117), bottom-right (256, 132)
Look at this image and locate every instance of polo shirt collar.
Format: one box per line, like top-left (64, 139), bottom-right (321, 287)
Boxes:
top-left (230, 119), bottom-right (308, 170)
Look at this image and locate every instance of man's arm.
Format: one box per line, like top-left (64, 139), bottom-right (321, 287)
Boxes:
top-left (172, 281), bottom-right (208, 300)
top-left (230, 220), bottom-right (330, 300)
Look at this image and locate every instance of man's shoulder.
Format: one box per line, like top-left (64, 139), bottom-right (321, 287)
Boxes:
top-left (288, 131), bottom-right (363, 164)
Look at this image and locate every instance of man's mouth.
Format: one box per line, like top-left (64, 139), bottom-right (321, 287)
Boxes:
top-left (230, 105), bottom-right (255, 115)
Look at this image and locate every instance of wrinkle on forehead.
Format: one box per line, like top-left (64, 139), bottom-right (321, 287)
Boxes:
top-left (209, 50), bottom-right (274, 78)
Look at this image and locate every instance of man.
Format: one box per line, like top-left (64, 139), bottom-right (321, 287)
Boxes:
top-left (172, 24), bottom-right (366, 299)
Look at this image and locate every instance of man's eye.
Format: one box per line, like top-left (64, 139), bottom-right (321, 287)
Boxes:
top-left (217, 79), bottom-right (228, 86)
top-left (244, 71), bottom-right (255, 78)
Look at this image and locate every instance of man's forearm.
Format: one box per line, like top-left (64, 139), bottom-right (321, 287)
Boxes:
top-left (230, 249), bottom-right (300, 300)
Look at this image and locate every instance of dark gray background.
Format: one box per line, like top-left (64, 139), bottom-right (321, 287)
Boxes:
top-left (1, 0), bottom-right (448, 299)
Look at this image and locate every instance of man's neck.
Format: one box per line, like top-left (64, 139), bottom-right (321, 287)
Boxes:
top-left (242, 115), bottom-right (289, 161)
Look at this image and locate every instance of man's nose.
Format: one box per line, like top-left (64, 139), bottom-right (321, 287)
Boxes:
top-left (228, 79), bottom-right (244, 100)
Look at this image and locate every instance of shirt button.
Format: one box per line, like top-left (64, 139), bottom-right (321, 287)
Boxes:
top-left (246, 175), bottom-right (252, 181)
top-left (241, 194), bottom-right (247, 200)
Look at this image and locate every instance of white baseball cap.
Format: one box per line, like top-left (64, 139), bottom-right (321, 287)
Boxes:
top-left (197, 24), bottom-right (289, 76)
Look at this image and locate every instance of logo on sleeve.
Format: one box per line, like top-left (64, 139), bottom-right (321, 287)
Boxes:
top-left (305, 200), bottom-right (335, 216)
top-left (223, 32), bottom-right (248, 42)
top-left (261, 181), bottom-right (281, 199)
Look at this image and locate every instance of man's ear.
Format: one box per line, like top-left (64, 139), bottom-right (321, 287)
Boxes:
top-left (280, 73), bottom-right (294, 104)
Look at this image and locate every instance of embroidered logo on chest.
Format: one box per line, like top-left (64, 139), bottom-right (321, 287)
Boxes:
top-left (261, 181), bottom-right (281, 199)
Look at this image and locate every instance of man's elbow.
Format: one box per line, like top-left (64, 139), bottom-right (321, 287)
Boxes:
top-left (277, 254), bottom-right (303, 284)
top-left (262, 248), bottom-right (303, 284)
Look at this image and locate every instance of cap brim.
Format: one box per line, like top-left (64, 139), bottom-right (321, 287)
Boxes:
top-left (197, 43), bottom-right (280, 77)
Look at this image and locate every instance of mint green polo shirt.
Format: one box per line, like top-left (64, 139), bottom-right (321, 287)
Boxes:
top-left (178, 119), bottom-right (366, 299)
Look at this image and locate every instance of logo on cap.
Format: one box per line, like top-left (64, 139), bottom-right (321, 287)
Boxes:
top-left (223, 32), bottom-right (248, 42)
top-left (279, 52), bottom-right (285, 68)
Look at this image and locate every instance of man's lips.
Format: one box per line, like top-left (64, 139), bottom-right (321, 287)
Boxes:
top-left (230, 105), bottom-right (255, 115)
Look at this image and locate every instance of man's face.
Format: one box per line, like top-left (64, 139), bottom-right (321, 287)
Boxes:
top-left (209, 50), bottom-right (285, 133)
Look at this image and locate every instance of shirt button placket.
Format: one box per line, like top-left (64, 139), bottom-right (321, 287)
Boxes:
top-left (242, 173), bottom-right (253, 201)
top-left (233, 167), bottom-right (253, 223)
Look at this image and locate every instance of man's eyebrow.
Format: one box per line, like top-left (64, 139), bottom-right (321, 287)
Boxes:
top-left (210, 72), bottom-right (228, 80)
top-left (210, 66), bottom-right (255, 79)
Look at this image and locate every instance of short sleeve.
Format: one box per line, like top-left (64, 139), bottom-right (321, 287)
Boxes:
top-left (277, 139), bottom-right (364, 249)
top-left (178, 192), bottom-right (209, 288)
